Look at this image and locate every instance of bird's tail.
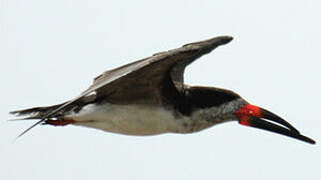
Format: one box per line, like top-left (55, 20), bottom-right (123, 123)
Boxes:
top-left (10, 102), bottom-right (66, 120)
top-left (10, 101), bottom-right (77, 138)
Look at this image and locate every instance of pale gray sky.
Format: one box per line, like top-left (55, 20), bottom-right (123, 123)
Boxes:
top-left (1, 0), bottom-right (320, 179)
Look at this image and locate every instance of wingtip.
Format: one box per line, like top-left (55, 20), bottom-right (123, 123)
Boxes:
top-left (183, 35), bottom-right (234, 48)
top-left (220, 35), bottom-right (234, 44)
top-left (209, 35), bottom-right (234, 45)
top-left (15, 119), bottom-right (45, 139)
top-left (310, 140), bottom-right (316, 144)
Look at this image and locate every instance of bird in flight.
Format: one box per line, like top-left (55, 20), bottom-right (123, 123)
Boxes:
top-left (11, 36), bottom-right (315, 144)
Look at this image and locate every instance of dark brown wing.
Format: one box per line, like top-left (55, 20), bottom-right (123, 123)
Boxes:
top-left (16, 36), bottom-right (233, 137)
top-left (90, 36), bottom-right (233, 104)
top-left (169, 36), bottom-right (233, 83)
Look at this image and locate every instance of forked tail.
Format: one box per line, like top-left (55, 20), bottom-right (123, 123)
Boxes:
top-left (10, 102), bottom-right (70, 138)
top-left (10, 102), bottom-right (67, 120)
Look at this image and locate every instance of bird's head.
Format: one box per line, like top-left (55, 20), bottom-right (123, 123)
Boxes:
top-left (186, 86), bottom-right (315, 144)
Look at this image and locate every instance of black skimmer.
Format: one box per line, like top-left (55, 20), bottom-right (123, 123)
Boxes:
top-left (11, 36), bottom-right (315, 144)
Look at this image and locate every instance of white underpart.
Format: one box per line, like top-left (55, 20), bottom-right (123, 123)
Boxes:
top-left (67, 103), bottom-right (192, 135)
top-left (66, 98), bottom-right (246, 136)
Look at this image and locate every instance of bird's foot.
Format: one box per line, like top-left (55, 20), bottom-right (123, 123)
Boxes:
top-left (44, 118), bottom-right (75, 126)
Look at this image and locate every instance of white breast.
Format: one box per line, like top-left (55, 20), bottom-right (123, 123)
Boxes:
top-left (67, 103), bottom-right (191, 135)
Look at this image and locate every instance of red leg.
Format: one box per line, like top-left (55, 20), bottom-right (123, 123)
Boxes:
top-left (44, 117), bottom-right (75, 126)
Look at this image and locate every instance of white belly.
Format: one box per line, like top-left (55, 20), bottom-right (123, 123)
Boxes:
top-left (67, 103), bottom-right (191, 135)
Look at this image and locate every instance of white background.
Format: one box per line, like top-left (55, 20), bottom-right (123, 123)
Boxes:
top-left (1, 0), bottom-right (320, 179)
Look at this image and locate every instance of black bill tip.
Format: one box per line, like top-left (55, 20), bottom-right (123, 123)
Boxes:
top-left (240, 117), bottom-right (316, 144)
